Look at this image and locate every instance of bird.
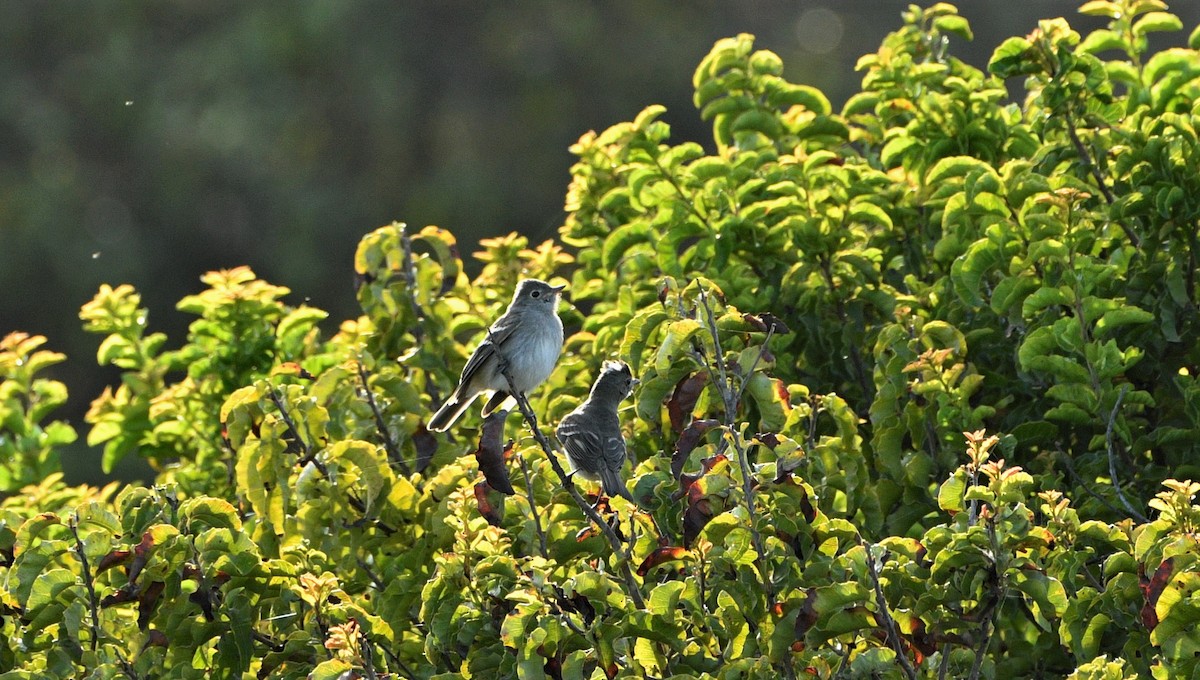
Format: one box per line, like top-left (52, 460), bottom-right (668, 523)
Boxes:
top-left (428, 279), bottom-right (565, 432)
top-left (556, 360), bottom-right (640, 504)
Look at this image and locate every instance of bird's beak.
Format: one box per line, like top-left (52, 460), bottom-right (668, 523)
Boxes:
top-left (551, 284), bottom-right (567, 293)
top-left (631, 378), bottom-right (641, 387)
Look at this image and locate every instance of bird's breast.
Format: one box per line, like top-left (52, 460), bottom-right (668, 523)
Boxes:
top-left (504, 315), bottom-right (563, 392)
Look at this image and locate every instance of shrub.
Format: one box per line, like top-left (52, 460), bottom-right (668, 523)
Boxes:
top-left (2, 1), bottom-right (1200, 677)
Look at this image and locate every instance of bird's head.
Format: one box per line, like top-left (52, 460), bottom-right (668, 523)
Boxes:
top-left (511, 279), bottom-right (566, 310)
top-left (591, 360), bottom-right (638, 403)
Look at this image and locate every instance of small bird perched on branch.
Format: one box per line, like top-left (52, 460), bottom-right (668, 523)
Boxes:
top-left (428, 279), bottom-right (565, 432)
top-left (556, 360), bottom-right (640, 504)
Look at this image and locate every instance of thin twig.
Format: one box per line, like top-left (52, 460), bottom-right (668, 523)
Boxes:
top-left (937, 642), bottom-right (951, 680)
top-left (733, 325), bottom-right (776, 405)
top-left (361, 627), bottom-right (380, 680)
top-left (697, 289), bottom-right (795, 679)
top-left (968, 602), bottom-right (996, 680)
top-left (269, 387), bottom-right (396, 535)
top-left (1057, 449), bottom-right (1127, 518)
top-left (268, 388), bottom-right (323, 472)
top-left (251, 630), bottom-right (286, 653)
top-left (378, 641), bottom-right (418, 680)
top-left (1105, 385), bottom-right (1148, 522)
top-left (69, 513), bottom-right (104, 652)
top-left (357, 361), bottom-right (412, 476)
top-left (862, 539), bottom-right (919, 680)
top-left (495, 358), bottom-right (646, 610)
top-left (1065, 118), bottom-right (1140, 248)
top-left (516, 451), bottom-right (549, 557)
top-left (398, 224), bottom-right (427, 342)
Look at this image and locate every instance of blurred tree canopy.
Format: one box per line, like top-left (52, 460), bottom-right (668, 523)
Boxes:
top-left (2, 1), bottom-right (1197, 486)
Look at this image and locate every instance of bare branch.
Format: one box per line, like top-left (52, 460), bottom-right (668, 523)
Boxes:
top-left (861, 539), bottom-right (919, 680)
top-left (516, 450), bottom-right (549, 557)
top-left (1105, 384), bottom-right (1148, 523)
top-left (69, 513), bottom-right (104, 652)
top-left (697, 289), bottom-right (795, 679)
top-left (357, 361), bottom-right (412, 476)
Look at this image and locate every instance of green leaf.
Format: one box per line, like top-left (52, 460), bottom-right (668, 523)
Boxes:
top-left (1132, 12), bottom-right (1183, 37)
top-left (989, 37), bottom-right (1037, 78)
top-left (933, 15), bottom-right (973, 41)
top-left (309, 660), bottom-right (354, 680)
top-left (648, 581), bottom-right (686, 618)
top-left (938, 469), bottom-right (968, 512)
top-left (1079, 29), bottom-right (1128, 55)
top-left (655, 319), bottom-right (703, 374)
top-left (179, 497), bottom-right (243, 533)
top-left (1078, 1), bottom-right (1121, 18)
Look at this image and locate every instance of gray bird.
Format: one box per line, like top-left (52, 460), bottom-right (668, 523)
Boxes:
top-left (556, 360), bottom-right (640, 503)
top-left (428, 279), bottom-right (565, 432)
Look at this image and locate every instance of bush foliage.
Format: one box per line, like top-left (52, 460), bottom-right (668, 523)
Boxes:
top-left (3, 2), bottom-right (1200, 677)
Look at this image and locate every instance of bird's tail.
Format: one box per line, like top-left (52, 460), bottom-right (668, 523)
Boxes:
top-left (600, 467), bottom-right (638, 506)
top-left (428, 390), bottom-right (477, 432)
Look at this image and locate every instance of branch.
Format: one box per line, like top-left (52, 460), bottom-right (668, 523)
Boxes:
top-left (1065, 118), bottom-right (1140, 248)
top-left (357, 361), bottom-right (412, 476)
top-left (1105, 385), bottom-right (1148, 523)
top-left (398, 224), bottom-right (427, 342)
top-left (267, 388), bottom-right (321, 472)
top-left (269, 387), bottom-right (396, 535)
top-left (1057, 448), bottom-right (1126, 518)
top-left (69, 513), bottom-right (104, 652)
top-left (861, 539), bottom-right (919, 680)
top-left (516, 450), bottom-right (549, 557)
top-left (493, 355), bottom-right (645, 610)
top-left (697, 289), bottom-right (795, 679)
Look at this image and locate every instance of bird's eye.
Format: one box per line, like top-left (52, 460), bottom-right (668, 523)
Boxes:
top-left (530, 290), bottom-right (541, 298)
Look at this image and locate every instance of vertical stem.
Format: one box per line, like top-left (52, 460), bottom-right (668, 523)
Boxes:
top-left (862, 538), bottom-right (919, 680)
top-left (357, 361), bottom-right (412, 476)
top-left (696, 289), bottom-right (795, 679)
top-left (516, 450), bottom-right (549, 557)
top-left (69, 513), bottom-right (104, 652)
top-left (1105, 385), bottom-right (1147, 522)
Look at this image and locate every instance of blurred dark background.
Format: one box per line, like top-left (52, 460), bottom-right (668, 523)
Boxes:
top-left (3, 1), bottom-right (1197, 485)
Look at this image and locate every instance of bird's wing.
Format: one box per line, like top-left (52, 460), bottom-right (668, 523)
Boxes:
top-left (600, 431), bottom-right (627, 470)
top-left (458, 312), bottom-right (520, 388)
top-left (556, 415), bottom-right (604, 475)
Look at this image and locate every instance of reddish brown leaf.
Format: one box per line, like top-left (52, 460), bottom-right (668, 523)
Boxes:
top-left (1140, 557), bottom-right (1174, 630)
top-left (138, 581), bottom-right (165, 630)
top-left (412, 422), bottom-right (438, 474)
top-left (553, 585), bottom-right (596, 625)
top-left (472, 413), bottom-right (514, 495)
top-left (667, 372), bottom-right (708, 434)
top-left (799, 485), bottom-right (816, 523)
top-left (101, 584), bottom-right (138, 607)
top-left (682, 497), bottom-right (714, 548)
top-left (143, 630), bottom-right (169, 649)
top-left (758, 432), bottom-right (782, 450)
top-left (794, 589), bottom-right (818, 641)
top-left (575, 526), bottom-right (600, 543)
top-left (636, 546), bottom-right (689, 577)
top-left (96, 549), bottom-right (132, 575)
top-left (671, 419), bottom-right (720, 480)
top-left (128, 529), bottom-right (159, 584)
top-left (543, 653), bottom-right (563, 680)
top-left (474, 481), bottom-right (504, 527)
